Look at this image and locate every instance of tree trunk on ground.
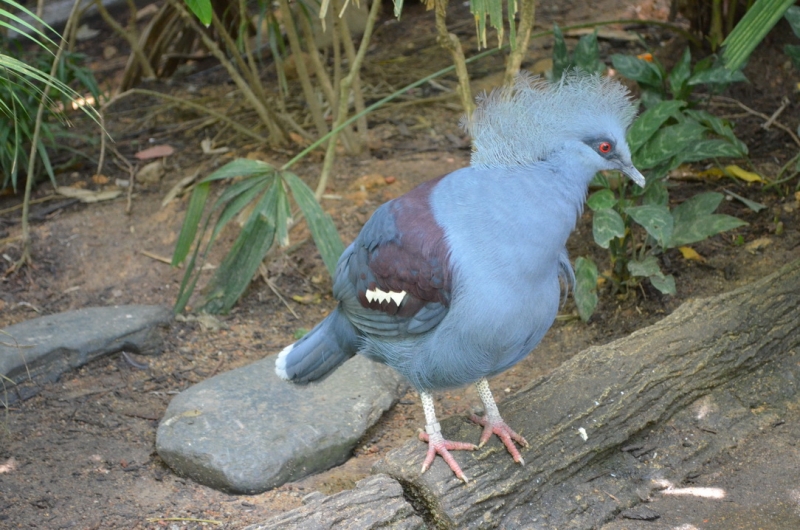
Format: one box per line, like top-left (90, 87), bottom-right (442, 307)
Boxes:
top-left (253, 259), bottom-right (800, 529)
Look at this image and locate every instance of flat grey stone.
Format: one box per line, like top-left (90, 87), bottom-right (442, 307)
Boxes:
top-left (0, 305), bottom-right (171, 403)
top-left (156, 354), bottom-right (408, 494)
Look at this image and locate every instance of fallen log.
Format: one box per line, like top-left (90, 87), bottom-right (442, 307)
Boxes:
top-left (373, 259), bottom-right (800, 528)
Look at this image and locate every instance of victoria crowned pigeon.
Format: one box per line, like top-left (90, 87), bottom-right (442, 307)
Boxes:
top-left (276, 71), bottom-right (644, 483)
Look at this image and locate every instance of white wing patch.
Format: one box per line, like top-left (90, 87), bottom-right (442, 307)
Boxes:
top-left (366, 287), bottom-right (406, 306)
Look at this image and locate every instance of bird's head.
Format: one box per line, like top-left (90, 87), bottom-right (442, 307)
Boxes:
top-left (464, 71), bottom-right (645, 188)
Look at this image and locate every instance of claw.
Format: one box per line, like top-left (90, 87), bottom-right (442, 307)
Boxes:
top-left (418, 430), bottom-right (477, 483)
top-left (470, 413), bottom-right (528, 465)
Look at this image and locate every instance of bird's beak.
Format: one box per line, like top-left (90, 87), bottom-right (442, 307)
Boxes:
top-left (620, 164), bottom-right (646, 188)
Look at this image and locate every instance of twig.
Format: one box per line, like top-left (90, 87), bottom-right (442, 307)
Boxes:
top-left (140, 250), bottom-right (176, 265)
top-left (259, 263), bottom-right (299, 319)
top-left (712, 95), bottom-right (800, 148)
top-left (762, 96), bottom-right (789, 130)
top-left (146, 517), bottom-right (221, 525)
top-left (0, 194), bottom-right (60, 216)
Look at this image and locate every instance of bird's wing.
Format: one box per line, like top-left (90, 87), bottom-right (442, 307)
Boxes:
top-left (333, 180), bottom-right (451, 337)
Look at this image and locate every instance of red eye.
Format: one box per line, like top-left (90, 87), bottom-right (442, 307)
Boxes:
top-left (598, 141), bottom-right (612, 154)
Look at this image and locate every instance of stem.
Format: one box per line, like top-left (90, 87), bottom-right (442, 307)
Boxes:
top-left (503, 0), bottom-right (536, 85)
top-left (17, 0), bottom-right (82, 268)
top-left (434, 0), bottom-right (475, 115)
top-left (314, 0), bottom-right (382, 199)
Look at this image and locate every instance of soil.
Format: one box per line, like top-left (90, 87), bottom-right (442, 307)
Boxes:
top-left (1, 1), bottom-right (800, 529)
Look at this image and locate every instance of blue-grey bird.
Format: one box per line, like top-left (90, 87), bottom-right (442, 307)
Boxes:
top-left (276, 72), bottom-right (644, 482)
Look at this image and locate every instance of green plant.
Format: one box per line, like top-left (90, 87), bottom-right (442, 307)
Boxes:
top-left (172, 159), bottom-right (344, 314)
top-left (0, 43), bottom-right (100, 190)
top-left (549, 35), bottom-right (749, 320)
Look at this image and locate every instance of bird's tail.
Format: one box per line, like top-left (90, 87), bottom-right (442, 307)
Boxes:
top-left (275, 307), bottom-right (359, 383)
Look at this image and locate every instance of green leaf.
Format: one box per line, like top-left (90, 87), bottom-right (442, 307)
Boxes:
top-left (282, 171), bottom-right (344, 276)
top-left (642, 179), bottom-right (668, 206)
top-left (626, 204), bottom-right (674, 248)
top-left (786, 5), bottom-right (800, 37)
top-left (668, 48), bottom-right (692, 99)
top-left (586, 189), bottom-right (616, 211)
top-left (184, 0), bottom-right (213, 25)
top-left (202, 180), bottom-right (281, 313)
top-left (611, 54), bottom-right (663, 87)
top-left (172, 181), bottom-right (211, 266)
top-left (275, 180), bottom-right (292, 247)
top-left (627, 100), bottom-right (685, 154)
top-left (552, 24), bottom-right (569, 80)
top-left (670, 192), bottom-right (748, 247)
top-left (634, 120), bottom-right (706, 169)
top-left (722, 0), bottom-right (797, 71)
top-left (200, 158), bottom-right (275, 183)
top-left (683, 109), bottom-right (748, 154)
top-left (574, 256), bottom-right (598, 321)
top-left (785, 44), bottom-right (800, 69)
top-left (724, 189), bottom-right (767, 212)
top-left (649, 273), bottom-right (676, 294)
top-left (627, 255), bottom-right (662, 277)
top-left (574, 31), bottom-right (603, 74)
top-left (392, 0), bottom-right (404, 18)
top-left (210, 175), bottom-right (273, 241)
top-left (688, 65), bottom-right (748, 86)
top-left (675, 139), bottom-right (746, 164)
top-left (592, 208), bottom-right (626, 249)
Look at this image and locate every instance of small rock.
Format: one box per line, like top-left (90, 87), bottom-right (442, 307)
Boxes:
top-left (156, 354), bottom-right (407, 493)
top-left (0, 306), bottom-right (171, 403)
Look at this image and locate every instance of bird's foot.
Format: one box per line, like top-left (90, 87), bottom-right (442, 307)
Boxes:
top-left (418, 429), bottom-right (477, 483)
top-left (470, 413), bottom-right (529, 465)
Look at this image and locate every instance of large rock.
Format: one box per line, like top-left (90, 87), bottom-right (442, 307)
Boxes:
top-left (156, 353), bottom-right (408, 493)
top-left (0, 305), bottom-right (171, 402)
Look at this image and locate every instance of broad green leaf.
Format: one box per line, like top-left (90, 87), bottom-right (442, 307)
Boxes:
top-left (213, 173), bottom-right (272, 209)
top-left (626, 204), bottom-right (673, 248)
top-left (172, 181), bottom-right (211, 266)
top-left (592, 208), bottom-right (626, 249)
top-left (611, 54), bottom-right (663, 87)
top-left (633, 120), bottom-right (706, 169)
top-left (688, 65), bottom-right (748, 86)
top-left (574, 31), bottom-right (603, 74)
top-left (786, 5), bottom-right (800, 37)
top-left (675, 139), bottom-right (746, 165)
top-left (627, 100), bottom-right (685, 154)
top-left (649, 273), bottom-right (676, 294)
top-left (586, 189), bottom-right (616, 211)
top-left (722, 0), bottom-right (797, 71)
top-left (200, 158), bottom-right (275, 183)
top-left (671, 192), bottom-right (748, 246)
top-left (627, 255), bottom-right (661, 277)
top-left (574, 256), bottom-right (598, 321)
top-left (282, 171), bottom-right (344, 276)
top-left (668, 48), bottom-right (692, 99)
top-left (202, 180), bottom-right (281, 313)
top-left (642, 179), bottom-right (668, 206)
top-left (683, 109), bottom-right (748, 154)
top-left (785, 44), bottom-right (800, 68)
top-left (185, 0), bottom-right (213, 25)
top-left (552, 24), bottom-right (569, 80)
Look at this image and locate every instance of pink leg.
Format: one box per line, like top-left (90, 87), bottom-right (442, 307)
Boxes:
top-left (470, 378), bottom-right (529, 465)
top-left (418, 391), bottom-right (477, 483)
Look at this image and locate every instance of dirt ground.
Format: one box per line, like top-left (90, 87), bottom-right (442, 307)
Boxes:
top-left (2, 1), bottom-right (800, 528)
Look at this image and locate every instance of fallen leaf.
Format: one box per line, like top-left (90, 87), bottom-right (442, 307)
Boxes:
top-left (0, 457), bottom-right (17, 474)
top-left (91, 174), bottom-right (109, 185)
top-left (696, 167), bottom-right (725, 179)
top-left (725, 164), bottom-right (764, 183)
top-left (744, 237), bottom-right (772, 254)
top-left (136, 160), bottom-right (165, 184)
top-left (201, 138), bottom-right (230, 155)
top-left (56, 187), bottom-right (122, 203)
top-left (678, 246), bottom-right (706, 262)
top-left (135, 144), bottom-right (174, 160)
top-left (292, 293), bottom-right (322, 305)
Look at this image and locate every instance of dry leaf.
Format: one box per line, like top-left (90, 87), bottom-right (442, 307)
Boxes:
top-left (201, 138), bottom-right (230, 155)
top-left (91, 174), bottom-right (109, 185)
top-left (56, 187), bottom-right (122, 203)
top-left (725, 165), bottom-right (764, 183)
top-left (744, 237), bottom-right (772, 254)
top-left (678, 246), bottom-right (706, 262)
top-left (0, 457), bottom-right (17, 474)
top-left (697, 167), bottom-right (725, 179)
top-left (292, 293), bottom-right (322, 305)
top-left (135, 144), bottom-right (174, 160)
